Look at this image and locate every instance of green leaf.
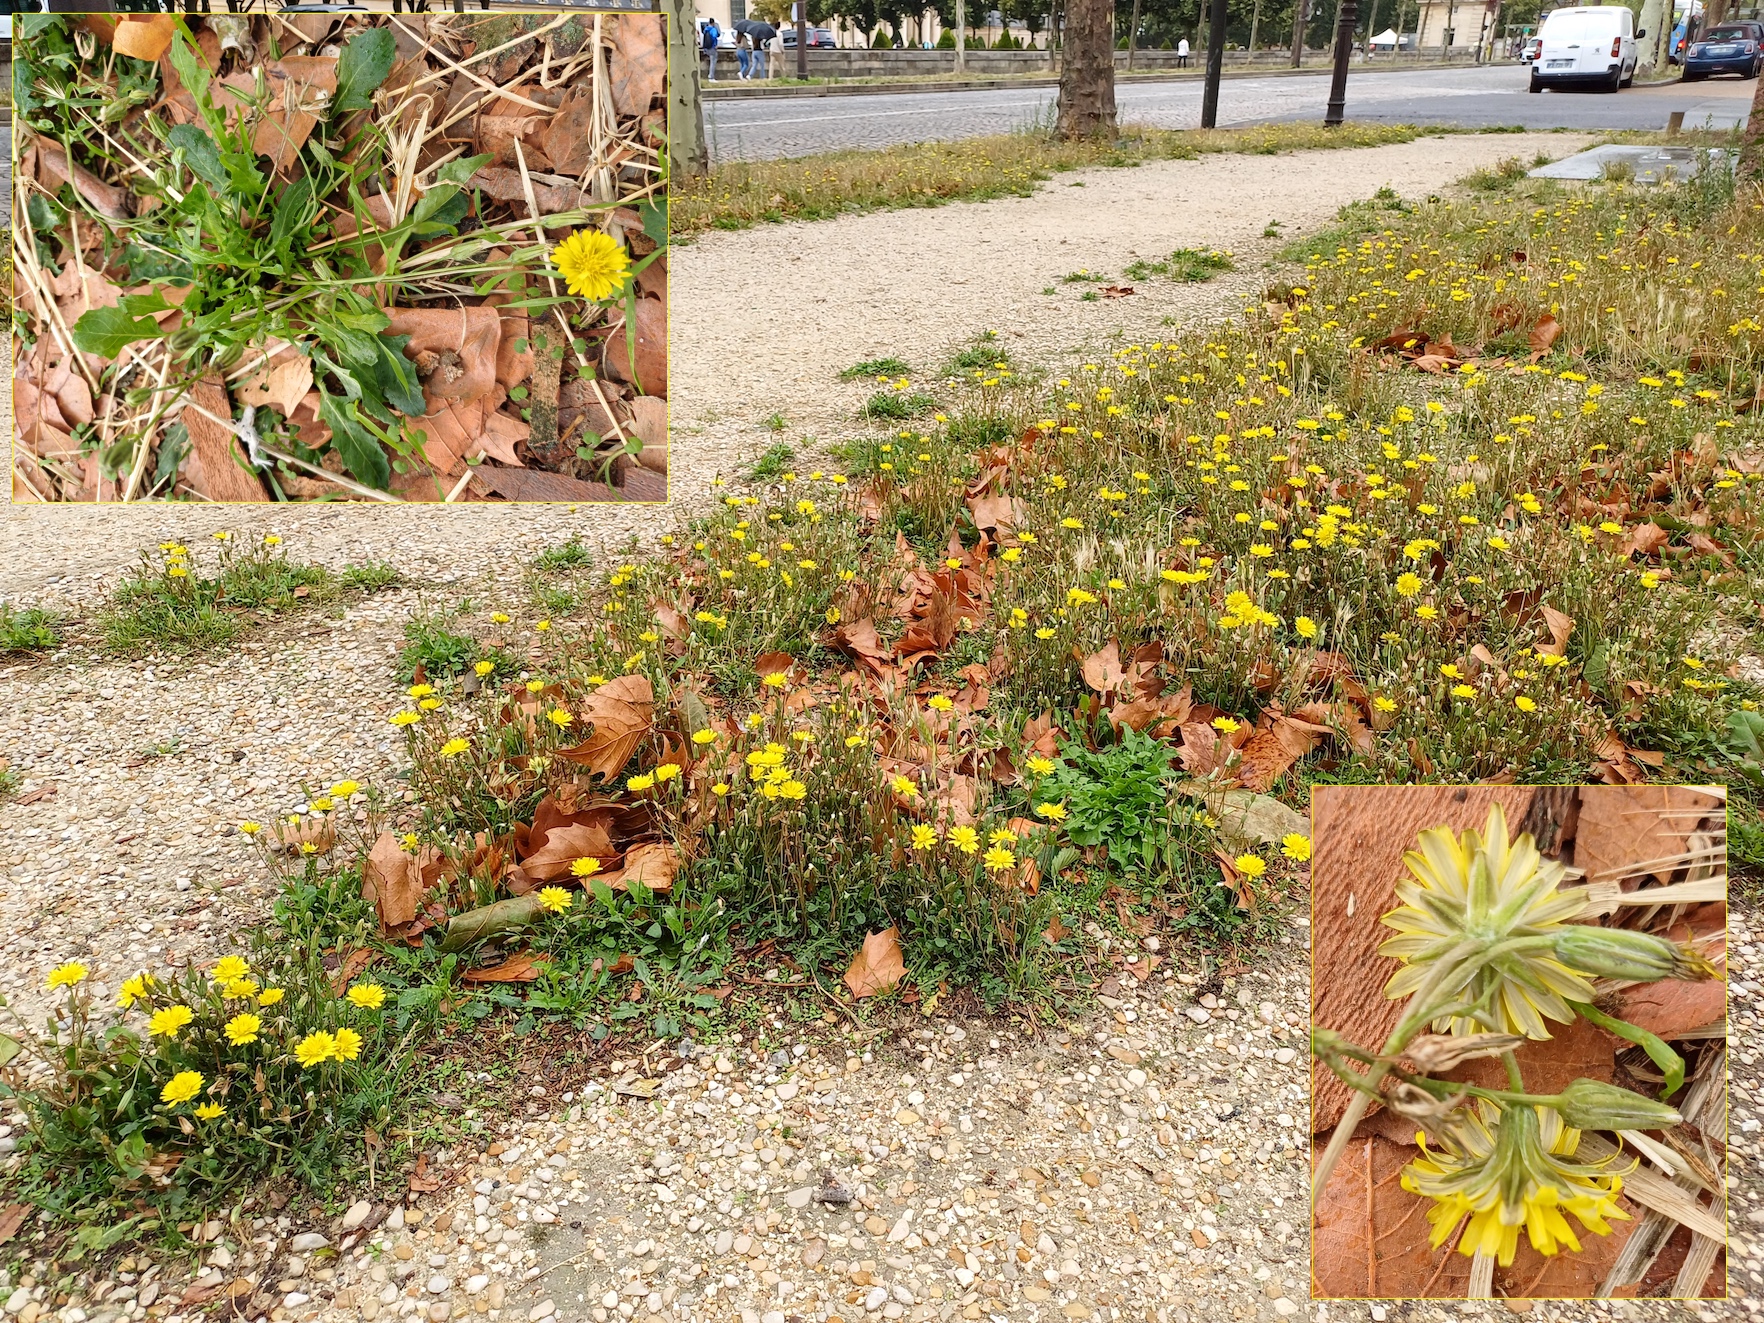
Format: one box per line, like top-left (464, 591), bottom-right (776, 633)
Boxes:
top-left (27, 194), bottom-right (63, 236)
top-left (0, 1034), bottom-right (19, 1069)
top-left (374, 336), bottom-right (427, 418)
top-left (71, 294), bottom-right (172, 359)
top-left (1726, 709), bottom-right (1764, 761)
top-left (167, 27), bottom-right (212, 118)
top-left (271, 177), bottom-right (316, 259)
top-left (1573, 1000), bottom-right (1685, 1099)
top-left (334, 27), bottom-right (396, 113)
top-left (13, 59), bottom-right (40, 120)
top-left (317, 391), bottom-right (391, 491)
top-left (639, 198), bottom-right (669, 249)
top-left (437, 153), bottom-right (494, 188)
top-left (167, 122), bottom-right (228, 193)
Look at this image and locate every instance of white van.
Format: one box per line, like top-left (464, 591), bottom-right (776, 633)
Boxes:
top-left (1529, 5), bottom-right (1642, 92)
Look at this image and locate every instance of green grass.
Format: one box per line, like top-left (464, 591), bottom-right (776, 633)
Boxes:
top-left (398, 610), bottom-right (481, 681)
top-left (1462, 155), bottom-right (1532, 192)
top-left (675, 122), bottom-right (1455, 238)
top-left (1278, 184), bottom-right (1413, 264)
top-left (0, 603), bottom-right (60, 653)
top-left (532, 538), bottom-right (596, 573)
top-left (860, 390), bottom-right (937, 420)
top-left (747, 442), bottom-right (796, 480)
top-left (97, 538), bottom-right (394, 656)
top-left (1123, 247), bottom-right (1235, 283)
top-left (839, 357), bottom-right (912, 381)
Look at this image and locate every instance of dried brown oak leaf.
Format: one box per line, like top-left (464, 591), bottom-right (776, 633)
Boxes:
top-left (843, 927), bottom-right (907, 999)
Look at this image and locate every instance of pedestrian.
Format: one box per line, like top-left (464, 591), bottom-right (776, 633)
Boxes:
top-left (702, 19), bottom-right (720, 80)
top-left (1177, 36), bottom-right (1190, 67)
top-left (767, 30), bottom-right (785, 77)
top-left (738, 31), bottom-right (755, 79)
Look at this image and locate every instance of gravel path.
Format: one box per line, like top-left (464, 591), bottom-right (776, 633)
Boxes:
top-left (1, 134), bottom-right (1749, 1322)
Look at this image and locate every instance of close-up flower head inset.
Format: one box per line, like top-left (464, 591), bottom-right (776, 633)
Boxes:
top-left (1309, 786), bottom-right (1728, 1300)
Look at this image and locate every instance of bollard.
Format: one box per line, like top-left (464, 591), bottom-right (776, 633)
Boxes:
top-left (1667, 110), bottom-right (1685, 136)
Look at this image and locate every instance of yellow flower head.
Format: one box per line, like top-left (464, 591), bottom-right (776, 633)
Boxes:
top-left (1035, 802), bottom-right (1067, 822)
top-left (149, 1005), bottom-right (195, 1038)
top-left (1026, 756), bottom-right (1056, 776)
top-left (333, 1027), bottom-right (363, 1062)
top-left (1234, 854), bottom-right (1267, 878)
top-left (347, 983), bottom-right (388, 1010)
top-left (195, 1102), bottom-right (225, 1120)
top-left (1402, 1099), bottom-right (1631, 1268)
top-left (441, 738), bottom-right (471, 758)
top-left (295, 1031), bottom-right (337, 1068)
top-left (910, 824), bottom-right (938, 849)
top-left (1379, 804), bottom-right (1592, 1038)
top-left (118, 973), bottom-right (153, 1008)
top-left (212, 956), bottom-right (250, 983)
top-left (538, 887), bottom-right (573, 914)
top-left (47, 961), bottom-right (88, 990)
top-left (949, 826), bottom-right (979, 855)
top-left (1281, 834), bottom-right (1312, 862)
top-left (257, 987), bottom-right (286, 1007)
top-left (225, 1013), bottom-right (262, 1046)
top-left (221, 978), bottom-right (259, 999)
top-left (160, 1070), bottom-right (204, 1106)
top-left (571, 857), bottom-right (602, 879)
top-left (552, 228), bottom-right (631, 302)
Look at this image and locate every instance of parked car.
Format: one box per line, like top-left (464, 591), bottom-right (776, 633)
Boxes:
top-left (1522, 36), bottom-right (1543, 62)
top-left (1682, 20), bottom-right (1764, 79)
top-left (1529, 4), bottom-right (1641, 92)
top-left (780, 26), bottom-right (838, 49)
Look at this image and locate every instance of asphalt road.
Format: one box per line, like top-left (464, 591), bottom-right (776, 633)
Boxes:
top-left (705, 62), bottom-right (1756, 161)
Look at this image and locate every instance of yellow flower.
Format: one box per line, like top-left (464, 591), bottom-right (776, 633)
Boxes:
top-left (257, 987), bottom-right (285, 1007)
top-left (628, 772), bottom-right (656, 793)
top-left (347, 984), bottom-right (387, 1009)
top-left (1026, 756), bottom-right (1056, 776)
top-left (1034, 802), bottom-right (1067, 822)
top-left (221, 978), bottom-right (258, 999)
top-left (149, 1005), bottom-right (194, 1038)
top-left (118, 973), bottom-right (152, 1008)
top-left (1281, 834), bottom-right (1312, 862)
top-left (194, 1102), bottom-right (225, 1120)
top-left (571, 857), bottom-right (602, 879)
top-left (1402, 1100), bottom-right (1631, 1268)
top-left (295, 1031), bottom-right (337, 1068)
top-left (983, 845), bottom-right (1016, 872)
top-left (1212, 716), bottom-right (1240, 734)
top-left (1294, 616), bottom-right (1320, 641)
top-left (213, 956), bottom-right (250, 983)
top-left (1234, 854), bottom-right (1267, 878)
top-left (47, 961), bottom-right (88, 990)
top-left (692, 730), bottom-right (717, 746)
top-left (475, 661), bottom-right (495, 677)
top-left (927, 695), bottom-right (954, 713)
top-left (538, 887), bottom-right (572, 914)
top-left (547, 708), bottom-right (573, 728)
top-left (239, 821), bottom-right (263, 836)
top-left (712, 783), bottom-right (730, 796)
top-left (225, 1013), bottom-right (262, 1046)
top-left (910, 824), bottom-right (938, 849)
top-left (551, 228), bottom-right (631, 302)
top-left (654, 763), bottom-right (681, 783)
top-left (390, 710), bottom-right (421, 727)
top-left (160, 1071), bottom-right (204, 1106)
top-left (949, 826), bottom-right (979, 855)
top-left (330, 780), bottom-right (360, 799)
top-left (761, 672), bottom-right (788, 689)
top-left (441, 738), bottom-right (471, 758)
top-left (890, 775), bottom-right (918, 798)
top-left (333, 1027), bottom-right (363, 1061)
top-left (1395, 572), bottom-right (1424, 598)
top-left (1515, 696), bottom-right (1537, 713)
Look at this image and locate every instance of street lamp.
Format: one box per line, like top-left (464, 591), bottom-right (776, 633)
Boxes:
top-left (1325, 0), bottom-right (1359, 124)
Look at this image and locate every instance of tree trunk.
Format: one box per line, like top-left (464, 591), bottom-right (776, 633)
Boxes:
top-left (1637, 0), bottom-right (1664, 72)
top-left (1057, 0), bottom-right (1116, 135)
top-left (664, 0), bottom-right (709, 178)
top-left (1128, 0), bottom-right (1143, 68)
top-left (1291, 0), bottom-right (1309, 66)
top-left (1362, 0), bottom-right (1377, 55)
top-left (1248, 0), bottom-right (1263, 61)
top-left (1744, 61), bottom-right (1764, 175)
top-left (956, 0), bottom-right (967, 72)
top-left (1049, 0), bottom-right (1064, 70)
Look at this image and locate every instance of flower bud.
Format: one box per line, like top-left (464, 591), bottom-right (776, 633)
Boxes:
top-left (1553, 925), bottom-right (1716, 982)
top-left (1553, 1078), bottom-right (1682, 1132)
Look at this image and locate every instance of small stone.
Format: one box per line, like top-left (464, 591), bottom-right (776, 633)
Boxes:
top-left (1272, 1301), bottom-right (1298, 1319)
top-left (387, 1207), bottom-right (406, 1231)
top-left (463, 1277), bottom-right (489, 1296)
top-left (1184, 1007), bottom-right (1210, 1024)
top-left (715, 1230), bottom-right (734, 1255)
top-left (763, 1313), bottom-right (786, 1323)
top-left (427, 1276), bottom-right (451, 1295)
top-left (528, 1302), bottom-right (556, 1322)
top-left (1022, 1287), bottom-right (1050, 1302)
top-left (733, 1234), bottom-right (753, 1255)
top-left (801, 1239), bottom-right (825, 1268)
top-left (1105, 1046), bottom-right (1140, 1065)
top-left (1061, 1305), bottom-right (1090, 1320)
top-left (1037, 1234), bottom-right (1056, 1257)
top-left (785, 1187), bottom-right (814, 1210)
top-left (1273, 1048), bottom-right (1297, 1065)
top-left (1190, 1229), bottom-right (1208, 1249)
top-left (342, 1201), bottom-right (374, 1231)
top-left (890, 1286), bottom-right (914, 1306)
top-left (1502, 1304), bottom-right (1534, 1316)
top-left (136, 1287), bottom-right (158, 1310)
top-left (776, 1082), bottom-right (799, 1101)
top-left (715, 1057), bottom-right (735, 1074)
top-left (289, 1233), bottom-right (329, 1253)
top-left (485, 1284), bottom-right (506, 1310)
top-left (893, 1109), bottom-right (919, 1126)
top-left (864, 1216), bottom-right (887, 1236)
top-left (863, 1287), bottom-right (889, 1312)
top-left (283, 1294), bottom-right (311, 1308)
top-left (394, 1244), bottom-right (416, 1262)
top-left (3, 1290), bottom-right (27, 1315)
top-left (429, 1305), bottom-right (452, 1322)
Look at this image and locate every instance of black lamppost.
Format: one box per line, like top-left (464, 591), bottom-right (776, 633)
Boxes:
top-left (1200, 0), bottom-right (1228, 126)
top-left (1324, 0), bottom-right (1359, 124)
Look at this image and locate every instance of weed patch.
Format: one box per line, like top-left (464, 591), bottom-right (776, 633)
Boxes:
top-left (0, 603), bottom-right (60, 654)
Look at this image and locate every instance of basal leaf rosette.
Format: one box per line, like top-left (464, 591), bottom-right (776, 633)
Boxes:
top-left (1378, 803), bottom-right (1594, 1039)
top-left (1401, 1098), bottom-right (1633, 1267)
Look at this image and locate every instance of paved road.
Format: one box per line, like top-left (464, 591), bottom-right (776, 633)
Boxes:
top-left (705, 63), bottom-right (1755, 161)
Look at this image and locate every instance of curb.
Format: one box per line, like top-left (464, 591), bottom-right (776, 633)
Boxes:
top-left (702, 59), bottom-right (1505, 100)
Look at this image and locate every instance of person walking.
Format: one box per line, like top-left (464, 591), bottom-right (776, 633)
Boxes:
top-left (767, 30), bottom-right (784, 78)
top-left (1177, 36), bottom-right (1190, 67)
top-left (736, 31), bottom-right (752, 79)
top-left (702, 19), bottom-right (720, 80)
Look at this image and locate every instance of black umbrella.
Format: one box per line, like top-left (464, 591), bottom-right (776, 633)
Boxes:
top-left (737, 20), bottom-right (778, 40)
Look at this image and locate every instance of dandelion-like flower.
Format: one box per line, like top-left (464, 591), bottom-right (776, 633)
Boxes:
top-left (551, 229), bottom-right (631, 302)
top-left (118, 973), bottom-right (152, 1008)
top-left (160, 1071), bottom-right (204, 1106)
top-left (213, 956), bottom-right (250, 983)
top-left (195, 1102), bottom-right (225, 1120)
top-left (1379, 803), bottom-right (1592, 1038)
top-left (333, 1027), bottom-right (363, 1062)
top-left (295, 1030), bottom-right (337, 1068)
top-left (47, 961), bottom-right (88, 990)
top-left (538, 887), bottom-right (572, 914)
top-left (257, 987), bottom-right (286, 1007)
top-left (225, 1013), bottom-right (262, 1046)
top-left (347, 983), bottom-right (387, 1009)
top-left (1401, 1099), bottom-right (1631, 1267)
top-left (149, 1005), bottom-right (195, 1039)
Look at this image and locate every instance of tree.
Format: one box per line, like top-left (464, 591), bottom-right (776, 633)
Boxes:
top-left (1058, 0), bottom-right (1117, 134)
top-left (664, 0), bottom-right (707, 178)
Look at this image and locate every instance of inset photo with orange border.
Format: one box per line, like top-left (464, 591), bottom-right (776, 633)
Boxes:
top-left (1309, 785), bottom-right (1728, 1301)
top-left (12, 9), bottom-right (665, 503)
